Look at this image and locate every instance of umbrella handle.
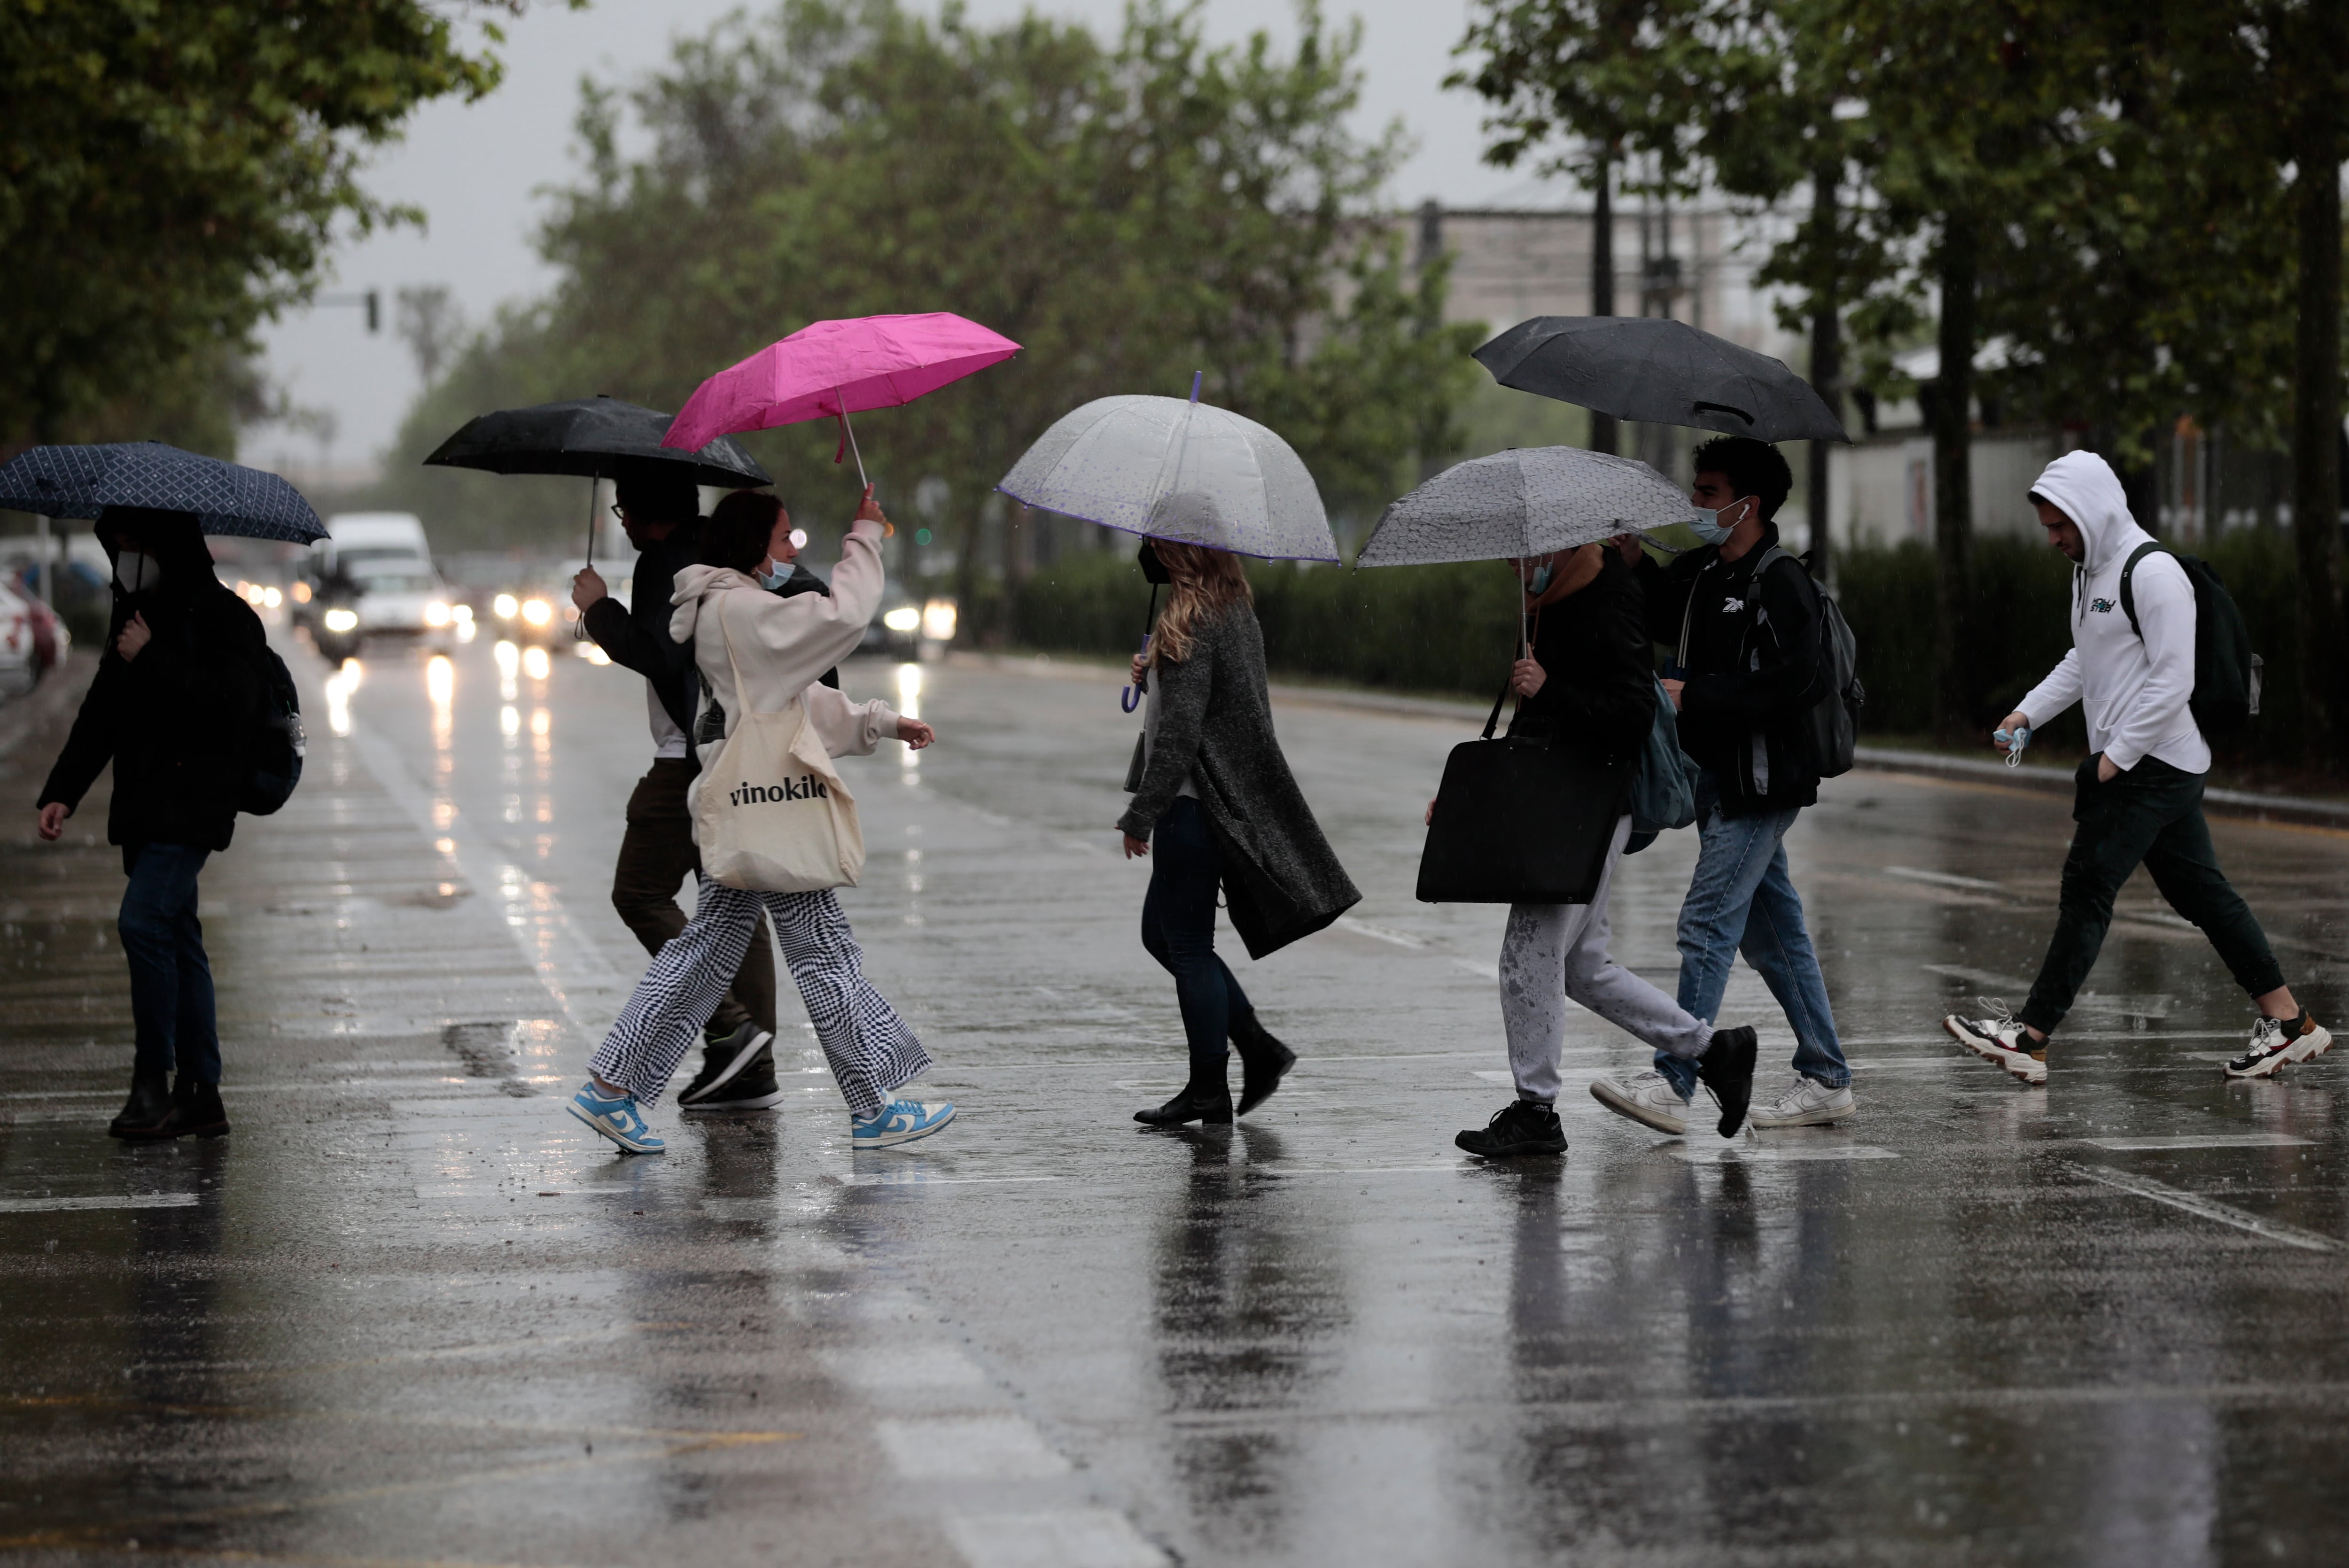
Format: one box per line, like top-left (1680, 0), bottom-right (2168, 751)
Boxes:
top-left (1121, 629), bottom-right (1153, 712)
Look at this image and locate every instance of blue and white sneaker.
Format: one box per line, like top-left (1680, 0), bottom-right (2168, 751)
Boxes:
top-left (851, 1099), bottom-right (956, 1149)
top-left (567, 1082), bottom-right (666, 1154)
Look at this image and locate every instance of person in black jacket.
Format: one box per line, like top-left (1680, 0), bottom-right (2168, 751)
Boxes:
top-left (1595, 436), bottom-right (1853, 1133)
top-left (1446, 543), bottom-right (1758, 1158)
top-left (569, 473), bottom-right (801, 1111)
top-left (35, 506), bottom-right (265, 1142)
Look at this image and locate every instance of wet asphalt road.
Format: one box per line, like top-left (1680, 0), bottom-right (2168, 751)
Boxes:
top-left (5, 626), bottom-right (2349, 1568)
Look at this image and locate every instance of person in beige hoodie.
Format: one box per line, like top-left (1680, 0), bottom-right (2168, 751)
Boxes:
top-left (567, 487), bottom-right (952, 1155)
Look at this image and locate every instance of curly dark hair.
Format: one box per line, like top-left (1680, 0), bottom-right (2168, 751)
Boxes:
top-left (703, 490), bottom-right (784, 574)
top-left (1690, 436), bottom-right (1793, 522)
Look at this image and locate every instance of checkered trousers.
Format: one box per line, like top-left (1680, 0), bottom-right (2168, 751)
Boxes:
top-left (590, 878), bottom-right (931, 1118)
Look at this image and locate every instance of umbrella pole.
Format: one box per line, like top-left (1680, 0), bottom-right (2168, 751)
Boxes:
top-left (837, 398), bottom-right (870, 491)
top-left (585, 472), bottom-right (598, 570)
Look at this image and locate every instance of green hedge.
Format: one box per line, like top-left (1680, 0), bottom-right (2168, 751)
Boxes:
top-left (1008, 529), bottom-right (2314, 761)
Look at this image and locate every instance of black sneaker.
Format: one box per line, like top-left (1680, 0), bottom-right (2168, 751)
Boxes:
top-left (1695, 1025), bottom-right (1759, 1136)
top-left (677, 1024), bottom-right (777, 1108)
top-left (683, 1046), bottom-right (785, 1111)
top-left (1455, 1099), bottom-right (1567, 1159)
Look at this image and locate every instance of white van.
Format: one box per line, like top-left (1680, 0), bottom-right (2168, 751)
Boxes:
top-left (318, 512), bottom-right (457, 648)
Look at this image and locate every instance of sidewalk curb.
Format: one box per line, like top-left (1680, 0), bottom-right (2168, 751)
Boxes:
top-left (1853, 745), bottom-right (2349, 832)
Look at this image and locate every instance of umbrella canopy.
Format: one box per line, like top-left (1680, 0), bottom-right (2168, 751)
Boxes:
top-left (0, 442), bottom-right (324, 543)
top-left (1476, 317), bottom-right (1849, 444)
top-left (424, 395), bottom-right (770, 488)
top-left (663, 313), bottom-right (1020, 453)
top-left (997, 394), bottom-right (1336, 561)
top-left (1356, 446), bottom-right (1690, 567)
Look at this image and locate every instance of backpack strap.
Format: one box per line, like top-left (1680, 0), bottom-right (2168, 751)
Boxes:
top-left (2117, 541), bottom-right (2167, 641)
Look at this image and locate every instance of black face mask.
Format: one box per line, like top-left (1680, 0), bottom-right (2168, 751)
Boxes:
top-left (1136, 538), bottom-right (1172, 585)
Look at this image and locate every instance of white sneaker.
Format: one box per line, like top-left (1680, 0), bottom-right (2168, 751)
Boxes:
top-left (1589, 1069), bottom-right (1690, 1135)
top-left (1943, 1001), bottom-right (2047, 1086)
top-left (1747, 1073), bottom-right (1858, 1128)
top-left (2225, 1013), bottom-right (2334, 1079)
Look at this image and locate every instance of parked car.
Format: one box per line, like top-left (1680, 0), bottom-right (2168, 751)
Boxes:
top-left (0, 579), bottom-right (65, 699)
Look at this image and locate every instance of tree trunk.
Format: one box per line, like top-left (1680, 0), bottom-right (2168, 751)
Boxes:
top-left (1589, 150), bottom-right (1618, 457)
top-left (2290, 45), bottom-right (2344, 753)
top-left (1806, 164), bottom-right (1840, 582)
top-left (1930, 218), bottom-right (1977, 742)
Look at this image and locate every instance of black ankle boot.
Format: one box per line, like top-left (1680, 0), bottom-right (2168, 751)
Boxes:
top-left (144, 1076), bottom-right (231, 1141)
top-left (1229, 1011), bottom-right (1296, 1117)
top-left (1695, 1025), bottom-right (1758, 1137)
top-left (1135, 1075), bottom-right (1234, 1127)
top-left (107, 1070), bottom-right (173, 1140)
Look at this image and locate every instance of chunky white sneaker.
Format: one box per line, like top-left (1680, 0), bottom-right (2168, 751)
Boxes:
top-left (1589, 1069), bottom-right (1690, 1135)
top-left (2225, 1013), bottom-right (2334, 1079)
top-left (1943, 1002), bottom-right (2047, 1086)
top-left (1747, 1073), bottom-right (1858, 1127)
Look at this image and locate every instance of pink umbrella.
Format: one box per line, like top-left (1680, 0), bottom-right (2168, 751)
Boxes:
top-left (661, 312), bottom-right (1021, 487)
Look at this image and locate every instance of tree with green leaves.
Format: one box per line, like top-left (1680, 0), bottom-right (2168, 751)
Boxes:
top-left (0, 0), bottom-right (533, 456)
top-left (366, 0), bottom-right (1482, 617)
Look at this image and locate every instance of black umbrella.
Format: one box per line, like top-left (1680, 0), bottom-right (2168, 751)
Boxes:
top-left (1474, 317), bottom-right (1849, 444)
top-left (424, 395), bottom-right (772, 565)
top-left (0, 442), bottom-right (326, 543)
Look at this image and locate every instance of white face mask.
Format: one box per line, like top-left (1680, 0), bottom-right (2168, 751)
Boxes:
top-left (1688, 497), bottom-right (1751, 547)
top-left (115, 549), bottom-right (160, 592)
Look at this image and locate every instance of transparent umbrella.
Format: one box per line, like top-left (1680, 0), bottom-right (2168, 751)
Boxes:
top-left (1356, 445), bottom-right (1690, 568)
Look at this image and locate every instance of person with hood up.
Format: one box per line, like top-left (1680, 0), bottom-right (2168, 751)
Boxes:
top-left (1599, 435), bottom-right (1853, 1134)
top-left (1944, 451), bottom-right (2329, 1083)
top-left (571, 473), bottom-right (785, 1113)
top-left (566, 487), bottom-right (948, 1155)
top-left (35, 506), bottom-right (267, 1141)
top-left (1447, 542), bottom-right (1760, 1158)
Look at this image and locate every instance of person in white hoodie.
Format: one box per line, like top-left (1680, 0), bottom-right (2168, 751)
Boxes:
top-left (1943, 451), bottom-right (2329, 1085)
top-left (567, 487), bottom-right (950, 1155)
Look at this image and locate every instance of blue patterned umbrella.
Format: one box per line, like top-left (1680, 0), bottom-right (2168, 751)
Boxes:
top-left (0, 442), bottom-right (326, 544)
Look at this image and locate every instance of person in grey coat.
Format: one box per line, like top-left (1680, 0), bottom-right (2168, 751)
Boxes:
top-left (1117, 538), bottom-right (1361, 1126)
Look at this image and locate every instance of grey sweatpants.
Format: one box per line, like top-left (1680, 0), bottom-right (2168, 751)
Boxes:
top-left (1501, 815), bottom-right (1713, 1103)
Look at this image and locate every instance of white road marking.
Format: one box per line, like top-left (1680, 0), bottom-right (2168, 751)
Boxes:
top-left (945, 1509), bottom-right (1169, 1568)
top-left (876, 1415), bottom-right (1071, 1478)
top-left (1332, 916), bottom-right (1429, 948)
top-left (831, 1172), bottom-right (1065, 1187)
top-left (0, 1194), bottom-right (200, 1213)
top-left (1884, 865), bottom-right (2006, 892)
top-left (2083, 1133), bottom-right (2315, 1150)
top-left (821, 1344), bottom-right (991, 1391)
top-left (1671, 1144), bottom-right (1899, 1164)
top-left (1452, 957), bottom-right (1501, 980)
top-left (2066, 1162), bottom-right (2345, 1252)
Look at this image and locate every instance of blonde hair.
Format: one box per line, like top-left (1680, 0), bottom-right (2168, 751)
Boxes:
top-left (1149, 540), bottom-right (1252, 664)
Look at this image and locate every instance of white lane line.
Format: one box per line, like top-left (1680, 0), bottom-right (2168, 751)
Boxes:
top-left (1332, 916), bottom-right (1429, 948)
top-left (0, 1194), bottom-right (200, 1213)
top-left (2066, 1162), bottom-right (2345, 1253)
top-left (876, 1416), bottom-right (1071, 1479)
top-left (2083, 1134), bottom-right (2315, 1150)
top-left (830, 1173), bottom-right (1065, 1188)
top-left (1672, 1144), bottom-right (1899, 1164)
top-left (945, 1510), bottom-right (1169, 1568)
top-left (821, 1345), bottom-right (990, 1392)
top-left (1884, 865), bottom-right (2006, 892)
top-left (1452, 957), bottom-right (1501, 981)
top-left (342, 722), bottom-right (626, 1044)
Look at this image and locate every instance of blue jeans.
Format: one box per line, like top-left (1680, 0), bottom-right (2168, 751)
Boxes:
top-left (1139, 797), bottom-right (1252, 1077)
top-left (1654, 772), bottom-right (1847, 1096)
top-left (118, 843), bottom-right (221, 1085)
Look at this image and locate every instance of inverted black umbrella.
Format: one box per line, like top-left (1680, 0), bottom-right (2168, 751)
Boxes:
top-left (0, 442), bottom-right (326, 543)
top-left (1474, 317), bottom-right (1849, 444)
top-left (423, 395), bottom-right (772, 566)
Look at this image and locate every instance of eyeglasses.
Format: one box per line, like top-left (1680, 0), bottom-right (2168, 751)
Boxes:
top-left (608, 504), bottom-right (627, 522)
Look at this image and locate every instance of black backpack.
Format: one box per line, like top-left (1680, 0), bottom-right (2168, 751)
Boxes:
top-left (1750, 546), bottom-right (1864, 778)
top-left (241, 644), bottom-right (306, 815)
top-left (2117, 543), bottom-right (2262, 740)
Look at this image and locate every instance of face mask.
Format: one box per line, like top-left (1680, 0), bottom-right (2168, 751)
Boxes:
top-left (115, 550), bottom-right (159, 592)
top-left (1527, 562), bottom-right (1554, 596)
top-left (759, 561), bottom-right (794, 590)
top-left (1136, 539), bottom-right (1172, 585)
top-left (1688, 497), bottom-right (1750, 548)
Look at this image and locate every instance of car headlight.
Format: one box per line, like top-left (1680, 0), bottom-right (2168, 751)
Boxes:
top-left (922, 598), bottom-right (957, 641)
top-left (521, 598), bottom-right (552, 627)
top-left (451, 603), bottom-right (473, 622)
top-left (262, 586), bottom-right (283, 608)
top-left (493, 593), bottom-right (519, 620)
top-left (423, 601), bottom-right (452, 628)
top-left (882, 606), bottom-right (922, 633)
top-left (323, 608), bottom-right (359, 632)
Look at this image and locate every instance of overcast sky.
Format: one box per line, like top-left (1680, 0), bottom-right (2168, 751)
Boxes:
top-left (250, 0), bottom-right (1565, 478)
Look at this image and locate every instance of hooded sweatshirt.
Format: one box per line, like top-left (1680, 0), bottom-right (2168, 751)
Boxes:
top-left (668, 516), bottom-right (900, 763)
top-left (2015, 450), bottom-right (2207, 775)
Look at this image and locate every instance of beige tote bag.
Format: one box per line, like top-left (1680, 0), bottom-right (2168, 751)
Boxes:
top-left (690, 596), bottom-right (864, 893)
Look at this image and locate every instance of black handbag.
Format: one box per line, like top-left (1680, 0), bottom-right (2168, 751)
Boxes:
top-left (1416, 683), bottom-right (1629, 905)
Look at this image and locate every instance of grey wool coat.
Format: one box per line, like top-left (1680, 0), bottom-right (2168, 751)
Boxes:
top-left (1118, 601), bottom-right (1361, 959)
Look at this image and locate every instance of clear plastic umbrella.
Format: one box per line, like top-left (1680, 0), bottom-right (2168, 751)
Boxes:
top-left (1355, 445), bottom-right (1691, 568)
top-left (996, 384), bottom-right (1337, 562)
